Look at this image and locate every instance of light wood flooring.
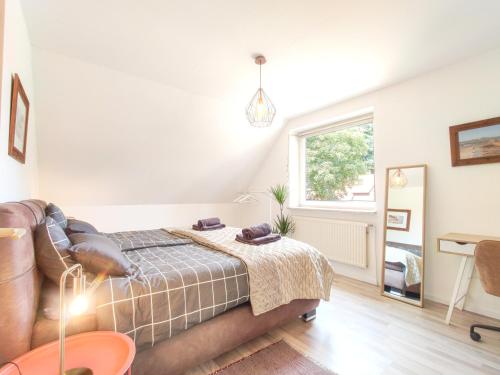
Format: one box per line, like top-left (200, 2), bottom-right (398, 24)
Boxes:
top-left (186, 275), bottom-right (500, 375)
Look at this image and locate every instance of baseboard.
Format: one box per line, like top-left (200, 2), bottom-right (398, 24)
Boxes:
top-left (332, 267), bottom-right (377, 286)
top-left (425, 293), bottom-right (500, 320)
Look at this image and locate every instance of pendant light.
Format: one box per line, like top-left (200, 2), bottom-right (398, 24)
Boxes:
top-left (246, 55), bottom-right (276, 127)
top-left (390, 168), bottom-right (408, 189)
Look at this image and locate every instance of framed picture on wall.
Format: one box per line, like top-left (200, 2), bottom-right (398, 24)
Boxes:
top-left (449, 116), bottom-right (500, 167)
top-left (8, 74), bottom-right (30, 164)
top-left (386, 209), bottom-right (411, 231)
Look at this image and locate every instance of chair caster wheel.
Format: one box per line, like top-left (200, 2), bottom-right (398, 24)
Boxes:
top-left (470, 331), bottom-right (481, 342)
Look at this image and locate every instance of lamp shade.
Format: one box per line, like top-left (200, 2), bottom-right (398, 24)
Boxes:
top-left (246, 88), bottom-right (276, 127)
top-left (390, 169), bottom-right (408, 188)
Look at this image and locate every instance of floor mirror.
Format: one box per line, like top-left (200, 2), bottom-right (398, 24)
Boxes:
top-left (381, 164), bottom-right (427, 306)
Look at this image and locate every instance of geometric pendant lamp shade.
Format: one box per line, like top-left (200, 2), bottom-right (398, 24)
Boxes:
top-left (246, 55), bottom-right (276, 127)
top-left (246, 88), bottom-right (276, 127)
top-left (389, 168), bottom-right (408, 189)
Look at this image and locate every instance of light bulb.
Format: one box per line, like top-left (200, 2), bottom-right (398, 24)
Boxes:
top-left (69, 295), bottom-right (89, 316)
top-left (256, 100), bottom-right (266, 119)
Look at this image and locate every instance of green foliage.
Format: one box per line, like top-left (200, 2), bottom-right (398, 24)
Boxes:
top-left (269, 184), bottom-right (295, 236)
top-left (305, 124), bottom-right (373, 201)
top-left (269, 184), bottom-right (287, 206)
top-left (273, 213), bottom-right (296, 237)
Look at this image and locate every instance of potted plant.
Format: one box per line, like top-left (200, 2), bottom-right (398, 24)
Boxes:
top-left (269, 184), bottom-right (295, 236)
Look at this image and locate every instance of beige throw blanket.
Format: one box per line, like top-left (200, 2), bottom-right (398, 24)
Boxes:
top-left (166, 227), bottom-right (334, 315)
top-left (385, 246), bottom-right (422, 286)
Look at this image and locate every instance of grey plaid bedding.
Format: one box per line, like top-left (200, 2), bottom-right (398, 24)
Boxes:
top-left (104, 229), bottom-right (193, 251)
top-left (94, 230), bottom-right (249, 348)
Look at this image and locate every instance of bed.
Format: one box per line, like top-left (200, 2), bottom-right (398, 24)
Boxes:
top-left (0, 200), bottom-right (332, 375)
top-left (383, 242), bottom-right (422, 296)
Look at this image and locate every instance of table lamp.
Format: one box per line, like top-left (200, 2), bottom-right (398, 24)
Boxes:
top-left (59, 264), bottom-right (92, 375)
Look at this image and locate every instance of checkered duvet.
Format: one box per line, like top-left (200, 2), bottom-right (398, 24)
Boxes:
top-left (95, 230), bottom-right (249, 348)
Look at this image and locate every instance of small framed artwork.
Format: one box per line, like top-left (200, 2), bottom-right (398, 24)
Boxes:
top-left (8, 74), bottom-right (30, 164)
top-left (449, 116), bottom-right (500, 167)
top-left (386, 209), bottom-right (411, 231)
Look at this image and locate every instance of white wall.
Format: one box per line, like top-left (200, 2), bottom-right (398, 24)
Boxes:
top-left (0, 0), bottom-right (38, 201)
top-left (32, 48), bottom-right (281, 207)
top-left (63, 203), bottom-right (246, 233)
top-left (246, 47), bottom-right (500, 318)
top-left (386, 186), bottom-right (424, 247)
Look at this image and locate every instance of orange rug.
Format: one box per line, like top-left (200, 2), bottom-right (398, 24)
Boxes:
top-left (210, 340), bottom-right (336, 375)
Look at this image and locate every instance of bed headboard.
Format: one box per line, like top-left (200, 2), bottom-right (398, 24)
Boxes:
top-left (0, 200), bottom-right (46, 363)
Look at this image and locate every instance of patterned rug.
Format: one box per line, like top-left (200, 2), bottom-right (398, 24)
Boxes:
top-left (210, 340), bottom-right (336, 375)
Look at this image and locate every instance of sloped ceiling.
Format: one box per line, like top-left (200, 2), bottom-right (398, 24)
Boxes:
top-left (21, 0), bottom-right (500, 205)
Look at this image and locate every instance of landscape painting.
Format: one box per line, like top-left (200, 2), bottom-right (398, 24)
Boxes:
top-left (386, 209), bottom-right (411, 231)
top-left (8, 74), bottom-right (30, 164)
top-left (450, 117), bottom-right (500, 167)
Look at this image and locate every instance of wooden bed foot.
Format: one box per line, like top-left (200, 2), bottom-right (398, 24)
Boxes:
top-left (301, 309), bottom-right (316, 322)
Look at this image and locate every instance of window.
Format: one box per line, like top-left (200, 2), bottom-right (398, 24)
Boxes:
top-left (290, 112), bottom-right (375, 211)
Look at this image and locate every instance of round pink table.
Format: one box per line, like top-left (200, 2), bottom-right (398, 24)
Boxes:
top-left (0, 331), bottom-right (135, 375)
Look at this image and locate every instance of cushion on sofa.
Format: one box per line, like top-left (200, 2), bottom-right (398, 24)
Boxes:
top-left (35, 216), bottom-right (76, 286)
top-left (45, 203), bottom-right (68, 229)
top-left (65, 218), bottom-right (99, 235)
top-left (39, 279), bottom-right (96, 321)
top-left (68, 233), bottom-right (137, 276)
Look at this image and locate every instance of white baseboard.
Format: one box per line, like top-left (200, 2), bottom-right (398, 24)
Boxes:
top-left (332, 264), bottom-right (377, 286)
top-left (425, 293), bottom-right (500, 320)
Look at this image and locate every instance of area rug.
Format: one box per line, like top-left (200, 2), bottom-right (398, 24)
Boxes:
top-left (210, 340), bottom-right (336, 375)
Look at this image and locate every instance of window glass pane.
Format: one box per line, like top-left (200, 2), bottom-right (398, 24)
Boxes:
top-left (305, 122), bottom-right (374, 202)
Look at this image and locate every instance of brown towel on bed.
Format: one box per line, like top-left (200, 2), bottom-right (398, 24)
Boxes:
top-left (242, 223), bottom-right (272, 240)
top-left (197, 217), bottom-right (221, 228)
top-left (192, 223), bottom-right (226, 231)
top-left (235, 233), bottom-right (281, 246)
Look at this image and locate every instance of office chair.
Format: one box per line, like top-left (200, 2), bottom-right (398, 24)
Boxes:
top-left (470, 240), bottom-right (500, 342)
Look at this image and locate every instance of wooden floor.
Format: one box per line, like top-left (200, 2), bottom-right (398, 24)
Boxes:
top-left (186, 275), bottom-right (500, 375)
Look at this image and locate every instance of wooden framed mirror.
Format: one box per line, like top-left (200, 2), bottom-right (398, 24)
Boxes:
top-left (381, 164), bottom-right (427, 306)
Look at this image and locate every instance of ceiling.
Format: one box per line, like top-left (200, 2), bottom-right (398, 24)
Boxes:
top-left (19, 0), bottom-right (500, 205)
top-left (21, 0), bottom-right (500, 119)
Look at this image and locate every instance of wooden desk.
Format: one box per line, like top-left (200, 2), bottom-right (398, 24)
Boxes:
top-left (437, 232), bottom-right (500, 324)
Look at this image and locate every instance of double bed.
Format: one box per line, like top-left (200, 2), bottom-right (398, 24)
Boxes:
top-left (0, 200), bottom-right (333, 375)
top-left (383, 242), bottom-right (423, 296)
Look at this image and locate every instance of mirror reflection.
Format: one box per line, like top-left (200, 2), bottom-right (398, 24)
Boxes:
top-left (382, 165), bottom-right (427, 306)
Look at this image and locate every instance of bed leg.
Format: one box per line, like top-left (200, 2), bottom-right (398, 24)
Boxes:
top-left (301, 309), bottom-right (316, 322)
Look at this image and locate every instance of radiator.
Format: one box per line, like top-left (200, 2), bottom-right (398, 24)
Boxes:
top-left (293, 216), bottom-right (369, 268)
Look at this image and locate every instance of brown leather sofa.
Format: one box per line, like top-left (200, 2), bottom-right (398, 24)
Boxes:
top-left (0, 200), bottom-right (318, 374)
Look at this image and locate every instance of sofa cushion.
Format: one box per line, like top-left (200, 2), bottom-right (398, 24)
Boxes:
top-left (65, 218), bottom-right (99, 236)
top-left (35, 216), bottom-right (76, 286)
top-left (45, 203), bottom-right (67, 229)
top-left (68, 233), bottom-right (136, 277)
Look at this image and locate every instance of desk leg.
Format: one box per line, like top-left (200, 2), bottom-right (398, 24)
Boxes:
top-left (456, 257), bottom-right (474, 311)
top-left (445, 256), bottom-right (467, 325)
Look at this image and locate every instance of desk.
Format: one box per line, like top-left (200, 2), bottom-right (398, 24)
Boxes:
top-left (438, 232), bottom-right (500, 324)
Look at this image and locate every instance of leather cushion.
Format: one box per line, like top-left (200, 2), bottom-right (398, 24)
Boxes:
top-left (39, 279), bottom-right (96, 321)
top-left (0, 200), bottom-right (46, 363)
top-left (475, 240), bottom-right (500, 297)
top-left (35, 216), bottom-right (76, 286)
top-left (45, 203), bottom-right (67, 229)
top-left (65, 218), bottom-right (99, 235)
top-left (32, 313), bottom-right (97, 348)
top-left (68, 233), bottom-right (137, 276)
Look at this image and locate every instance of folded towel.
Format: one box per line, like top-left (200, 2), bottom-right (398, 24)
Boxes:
top-left (197, 217), bottom-right (221, 228)
top-left (242, 223), bottom-right (272, 240)
top-left (192, 223), bottom-right (226, 231)
top-left (235, 233), bottom-right (281, 246)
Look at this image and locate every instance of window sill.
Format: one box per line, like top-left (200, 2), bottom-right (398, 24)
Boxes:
top-left (288, 205), bottom-right (377, 214)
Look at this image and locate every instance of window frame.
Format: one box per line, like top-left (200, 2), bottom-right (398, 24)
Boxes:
top-left (289, 110), bottom-right (376, 212)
